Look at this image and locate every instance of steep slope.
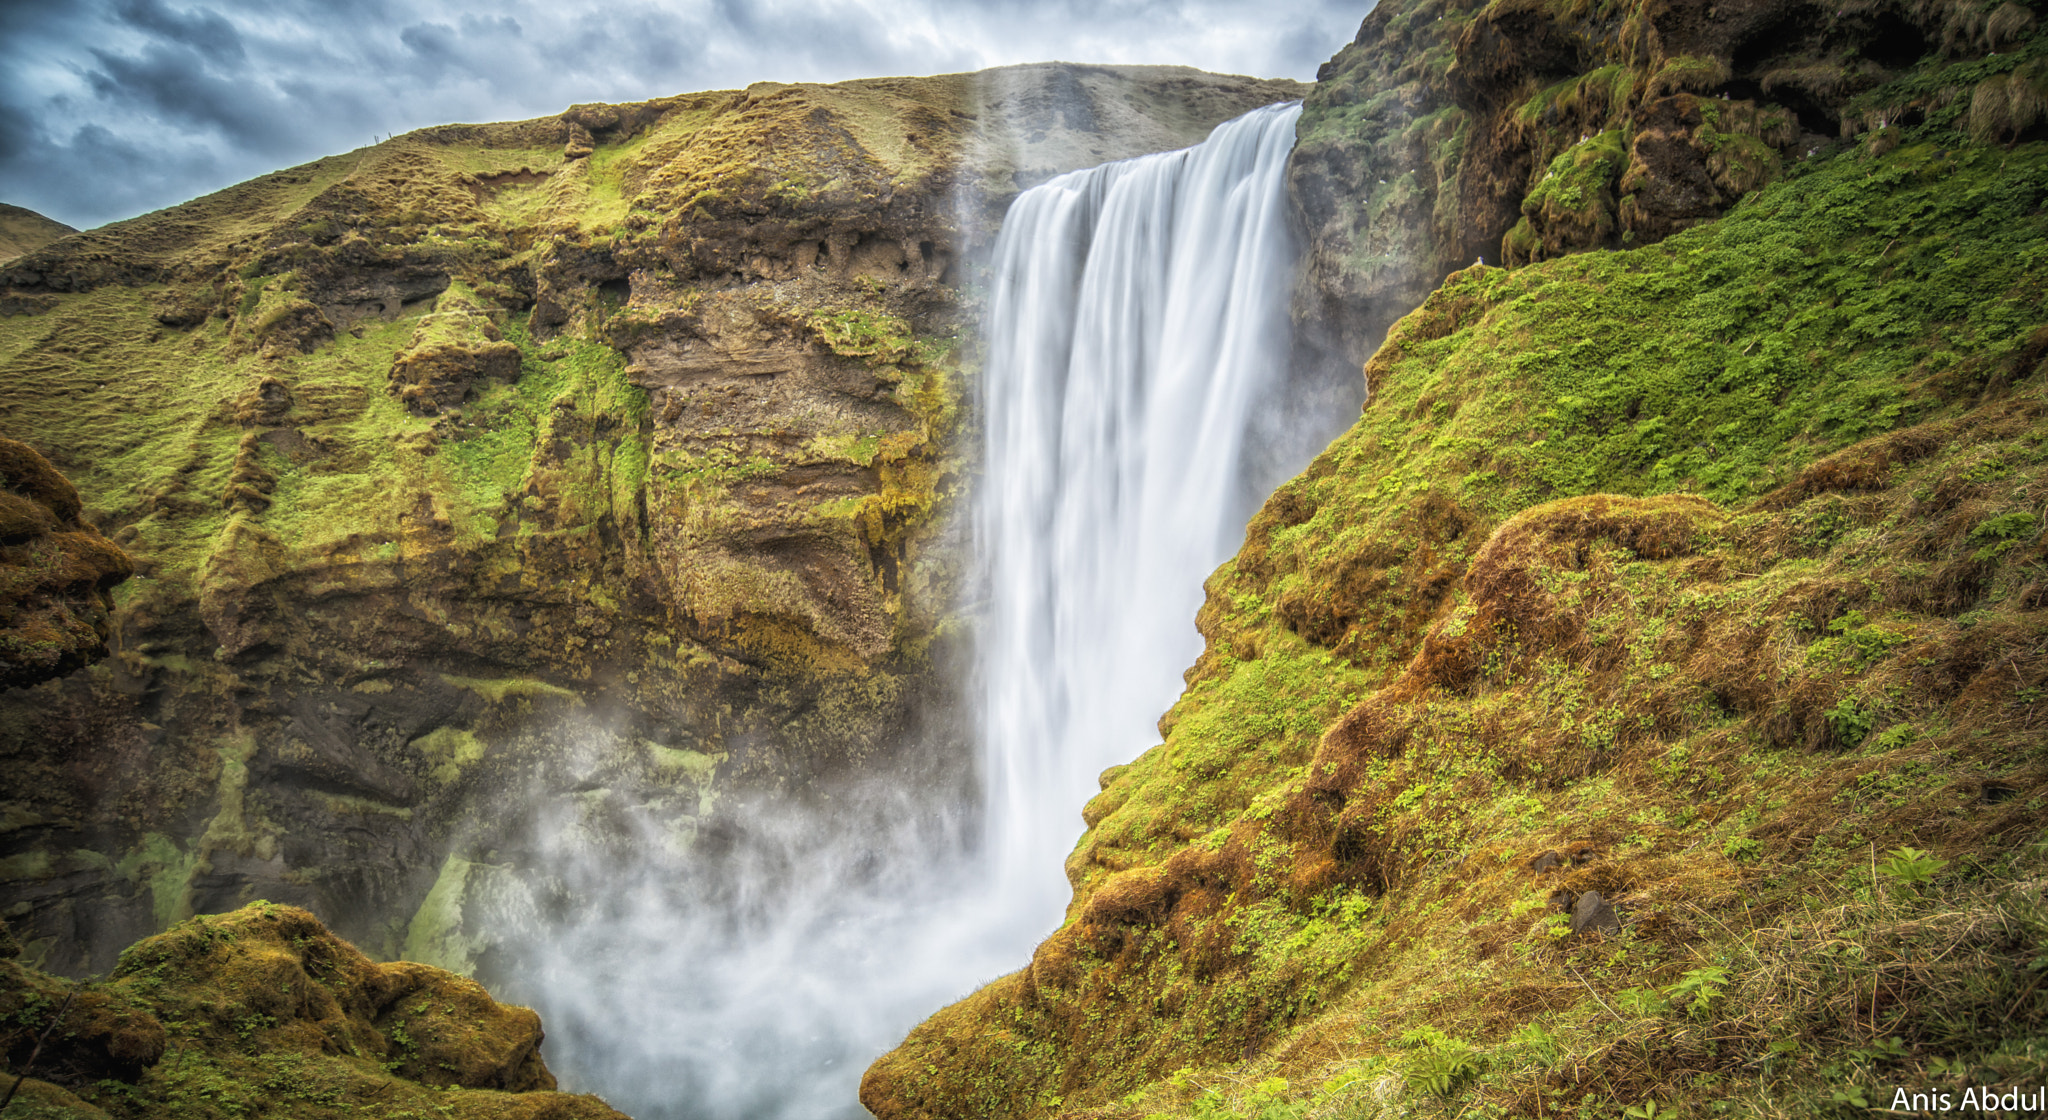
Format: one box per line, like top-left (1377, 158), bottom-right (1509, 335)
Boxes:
top-left (0, 204), bottom-right (73, 265)
top-left (0, 902), bottom-right (628, 1119)
top-left (864, 18), bottom-right (2048, 1119)
top-left (0, 64), bottom-right (1304, 976)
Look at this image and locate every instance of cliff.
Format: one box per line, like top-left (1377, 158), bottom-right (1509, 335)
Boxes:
top-left (1288, 0), bottom-right (2047, 370)
top-left (865, 1), bottom-right (2048, 1115)
top-left (0, 64), bottom-right (1304, 976)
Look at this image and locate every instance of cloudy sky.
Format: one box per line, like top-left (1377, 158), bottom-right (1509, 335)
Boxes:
top-left (0, 0), bottom-right (1368, 231)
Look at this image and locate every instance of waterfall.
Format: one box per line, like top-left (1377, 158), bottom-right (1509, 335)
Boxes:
top-left (976, 100), bottom-right (1305, 922)
top-left (498, 101), bottom-right (1312, 1120)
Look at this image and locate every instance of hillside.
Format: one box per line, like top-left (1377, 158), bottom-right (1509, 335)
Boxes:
top-left (864, 0), bottom-right (2048, 1116)
top-left (0, 204), bottom-right (73, 264)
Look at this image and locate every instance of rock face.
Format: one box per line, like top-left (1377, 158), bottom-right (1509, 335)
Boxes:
top-left (0, 64), bottom-right (1302, 980)
top-left (0, 439), bottom-right (132, 690)
top-left (1286, 0), bottom-right (2044, 375)
top-left (0, 902), bottom-right (628, 1118)
top-left (863, 5), bottom-right (2048, 1114)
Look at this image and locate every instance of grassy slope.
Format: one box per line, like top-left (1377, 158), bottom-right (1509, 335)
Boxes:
top-left (0, 81), bottom-right (975, 662)
top-left (865, 120), bottom-right (2048, 1120)
top-left (0, 204), bottom-right (75, 263)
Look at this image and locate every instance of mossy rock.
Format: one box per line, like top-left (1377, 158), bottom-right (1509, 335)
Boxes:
top-left (0, 904), bottom-right (629, 1119)
top-left (0, 438), bottom-right (132, 689)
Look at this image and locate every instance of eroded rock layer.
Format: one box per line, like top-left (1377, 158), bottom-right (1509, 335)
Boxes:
top-left (1287, 0), bottom-right (2048, 372)
top-left (0, 439), bottom-right (132, 690)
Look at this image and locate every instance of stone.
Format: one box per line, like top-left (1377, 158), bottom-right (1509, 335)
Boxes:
top-left (1570, 889), bottom-right (1622, 937)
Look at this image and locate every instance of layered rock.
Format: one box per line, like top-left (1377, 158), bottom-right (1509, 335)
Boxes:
top-left (1287, 0), bottom-right (2044, 375)
top-left (0, 439), bottom-right (132, 690)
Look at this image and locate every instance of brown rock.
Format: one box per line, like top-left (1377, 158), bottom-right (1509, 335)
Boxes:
top-left (1570, 889), bottom-right (1622, 936)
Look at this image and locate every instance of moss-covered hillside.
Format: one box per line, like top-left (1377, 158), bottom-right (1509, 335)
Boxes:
top-left (0, 902), bottom-right (627, 1119)
top-left (864, 19), bottom-right (2048, 1120)
top-left (0, 64), bottom-right (1303, 977)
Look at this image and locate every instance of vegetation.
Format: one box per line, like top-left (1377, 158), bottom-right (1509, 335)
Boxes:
top-left (0, 903), bottom-right (625, 1119)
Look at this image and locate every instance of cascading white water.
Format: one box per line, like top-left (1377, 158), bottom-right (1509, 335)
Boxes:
top-left (497, 100), bottom-right (1313, 1120)
top-left (976, 100), bottom-right (1305, 921)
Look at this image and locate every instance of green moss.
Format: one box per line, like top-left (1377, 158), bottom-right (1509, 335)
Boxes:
top-left (401, 854), bottom-right (484, 975)
top-left (436, 673), bottom-right (576, 706)
top-left (0, 849), bottom-right (52, 881)
top-left (411, 726), bottom-right (486, 786)
top-left (114, 833), bottom-right (201, 930)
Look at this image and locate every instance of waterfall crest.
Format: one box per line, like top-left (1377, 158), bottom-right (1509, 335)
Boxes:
top-left (976, 100), bottom-right (1305, 922)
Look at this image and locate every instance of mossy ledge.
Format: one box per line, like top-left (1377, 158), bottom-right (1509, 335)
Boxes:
top-left (863, 34), bottom-right (2048, 1120)
top-left (0, 902), bottom-right (627, 1119)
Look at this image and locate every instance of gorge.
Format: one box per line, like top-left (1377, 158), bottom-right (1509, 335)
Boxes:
top-left (5, 0), bottom-right (2048, 1117)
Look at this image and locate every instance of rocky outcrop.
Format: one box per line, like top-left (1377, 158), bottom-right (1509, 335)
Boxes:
top-left (0, 439), bottom-right (132, 690)
top-left (0, 64), bottom-right (1301, 980)
top-left (1287, 0), bottom-right (2043, 376)
top-left (0, 903), bottom-right (628, 1118)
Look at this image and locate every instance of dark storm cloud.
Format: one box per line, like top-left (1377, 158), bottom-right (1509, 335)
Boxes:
top-left (0, 0), bottom-right (1372, 231)
top-left (84, 41), bottom-right (297, 149)
top-left (112, 0), bottom-right (246, 63)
